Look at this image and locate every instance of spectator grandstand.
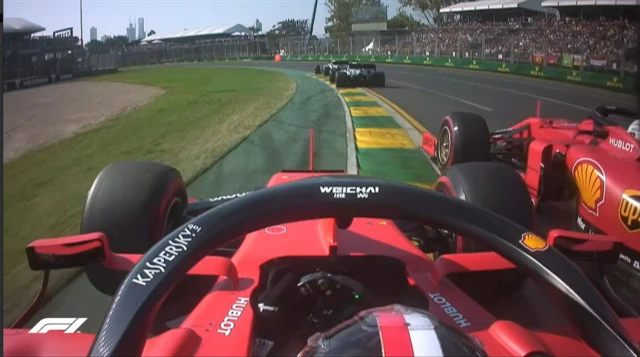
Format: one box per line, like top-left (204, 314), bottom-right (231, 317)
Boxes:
top-left (4, 17), bottom-right (118, 91)
top-left (117, 23), bottom-right (268, 66)
top-left (116, 0), bottom-right (637, 75)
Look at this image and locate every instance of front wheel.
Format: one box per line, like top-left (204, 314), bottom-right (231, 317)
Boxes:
top-left (335, 72), bottom-right (348, 88)
top-left (435, 162), bottom-right (534, 254)
top-left (436, 112), bottom-right (490, 172)
top-left (329, 70), bottom-right (336, 83)
top-left (82, 161), bottom-right (188, 295)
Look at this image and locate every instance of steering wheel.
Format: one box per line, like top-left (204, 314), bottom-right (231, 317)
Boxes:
top-left (89, 176), bottom-right (639, 357)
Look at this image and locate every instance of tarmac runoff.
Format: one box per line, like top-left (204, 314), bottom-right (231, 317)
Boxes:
top-left (310, 73), bottom-right (440, 187)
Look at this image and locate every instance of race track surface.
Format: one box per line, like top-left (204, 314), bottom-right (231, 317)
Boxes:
top-left (227, 61), bottom-right (636, 134)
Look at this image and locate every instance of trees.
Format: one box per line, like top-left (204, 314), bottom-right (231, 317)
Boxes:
top-left (387, 8), bottom-right (424, 30)
top-left (85, 39), bottom-right (109, 54)
top-left (270, 19), bottom-right (310, 37)
top-left (147, 30), bottom-right (156, 37)
top-left (266, 18), bottom-right (311, 50)
top-left (324, 0), bottom-right (384, 36)
top-left (398, 0), bottom-right (459, 26)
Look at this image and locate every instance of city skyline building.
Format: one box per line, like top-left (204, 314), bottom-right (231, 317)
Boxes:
top-left (138, 17), bottom-right (145, 40)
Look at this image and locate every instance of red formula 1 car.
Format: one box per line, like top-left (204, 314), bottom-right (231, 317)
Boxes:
top-left (4, 131), bottom-right (640, 357)
top-left (423, 105), bottom-right (640, 315)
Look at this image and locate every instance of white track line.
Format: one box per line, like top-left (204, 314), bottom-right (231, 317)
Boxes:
top-left (391, 70), bottom-right (590, 111)
top-left (338, 92), bottom-right (358, 174)
top-left (388, 78), bottom-right (495, 112)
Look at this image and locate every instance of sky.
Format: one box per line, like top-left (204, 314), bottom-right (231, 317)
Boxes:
top-left (5, 0), bottom-right (403, 42)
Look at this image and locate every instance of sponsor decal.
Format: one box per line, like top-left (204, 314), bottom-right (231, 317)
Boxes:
top-left (469, 60), bottom-right (480, 69)
top-left (21, 76), bottom-right (50, 88)
top-left (320, 186), bottom-right (379, 199)
top-left (619, 189), bottom-right (640, 233)
top-left (29, 318), bottom-right (87, 333)
top-left (607, 77), bottom-right (623, 89)
top-left (264, 226), bottom-right (287, 235)
top-left (498, 63), bottom-right (510, 73)
top-left (257, 303), bottom-right (279, 312)
top-left (609, 137), bottom-right (636, 152)
top-left (217, 296), bottom-right (249, 336)
top-left (519, 233), bottom-right (549, 252)
top-left (132, 224), bottom-right (201, 286)
top-left (572, 158), bottom-right (606, 216)
top-left (428, 293), bottom-right (471, 328)
top-left (209, 192), bottom-right (251, 202)
top-left (567, 71), bottom-right (582, 82)
top-left (576, 214), bottom-right (602, 234)
top-left (619, 252), bottom-right (640, 272)
top-left (530, 66), bottom-right (544, 77)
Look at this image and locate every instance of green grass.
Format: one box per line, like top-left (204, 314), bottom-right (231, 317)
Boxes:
top-left (3, 67), bottom-right (295, 283)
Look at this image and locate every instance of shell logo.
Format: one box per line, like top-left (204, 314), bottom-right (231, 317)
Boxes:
top-left (572, 158), bottom-right (606, 216)
top-left (519, 233), bottom-right (549, 252)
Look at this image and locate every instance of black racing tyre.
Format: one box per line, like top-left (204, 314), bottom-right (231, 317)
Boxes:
top-left (336, 72), bottom-right (348, 88)
top-left (323, 66), bottom-right (330, 76)
top-left (82, 161), bottom-right (188, 295)
top-left (435, 162), bottom-right (534, 254)
top-left (373, 72), bottom-right (386, 87)
top-left (329, 70), bottom-right (336, 83)
top-left (314, 65), bottom-right (321, 74)
top-left (436, 112), bottom-right (490, 172)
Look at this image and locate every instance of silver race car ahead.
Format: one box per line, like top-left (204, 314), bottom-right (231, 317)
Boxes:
top-left (314, 60), bottom-right (350, 77)
top-left (335, 62), bottom-right (386, 88)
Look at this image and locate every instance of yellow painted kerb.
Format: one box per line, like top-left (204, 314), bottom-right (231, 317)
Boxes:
top-left (350, 106), bottom-right (390, 117)
top-left (355, 128), bottom-right (415, 149)
top-left (362, 88), bottom-right (430, 134)
top-left (344, 96), bottom-right (376, 102)
top-left (338, 89), bottom-right (362, 94)
top-left (411, 182), bottom-right (435, 190)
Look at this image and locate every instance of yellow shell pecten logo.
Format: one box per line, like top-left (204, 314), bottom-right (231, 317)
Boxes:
top-left (519, 233), bottom-right (549, 252)
top-left (572, 158), bottom-right (606, 216)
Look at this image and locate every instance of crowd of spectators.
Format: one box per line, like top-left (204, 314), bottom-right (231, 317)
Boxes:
top-left (391, 17), bottom-right (636, 58)
top-left (115, 16), bottom-right (636, 70)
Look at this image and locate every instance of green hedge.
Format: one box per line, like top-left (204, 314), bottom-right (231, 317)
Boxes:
top-left (280, 54), bottom-right (633, 93)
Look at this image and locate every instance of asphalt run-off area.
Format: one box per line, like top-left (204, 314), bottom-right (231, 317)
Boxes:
top-left (12, 62), bottom-right (635, 332)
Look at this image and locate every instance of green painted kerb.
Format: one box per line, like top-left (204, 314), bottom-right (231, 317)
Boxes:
top-left (351, 116), bottom-right (401, 128)
top-left (358, 148), bottom-right (439, 184)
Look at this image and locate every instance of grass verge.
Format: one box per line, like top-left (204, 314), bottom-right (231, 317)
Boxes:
top-left (3, 67), bottom-right (295, 325)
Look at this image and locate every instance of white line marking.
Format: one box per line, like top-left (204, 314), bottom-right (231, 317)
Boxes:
top-left (391, 70), bottom-right (590, 111)
top-left (388, 79), bottom-right (495, 112)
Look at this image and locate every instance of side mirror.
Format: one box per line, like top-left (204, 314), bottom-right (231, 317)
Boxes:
top-left (547, 229), bottom-right (622, 264)
top-left (26, 233), bottom-right (108, 270)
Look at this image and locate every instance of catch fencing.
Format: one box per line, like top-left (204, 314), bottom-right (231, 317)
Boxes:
top-left (116, 28), bottom-right (635, 76)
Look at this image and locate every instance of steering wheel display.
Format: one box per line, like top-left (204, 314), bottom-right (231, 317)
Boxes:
top-left (89, 176), bottom-right (639, 357)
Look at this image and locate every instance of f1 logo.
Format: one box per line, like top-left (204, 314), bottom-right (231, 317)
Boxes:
top-left (29, 318), bottom-right (87, 333)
